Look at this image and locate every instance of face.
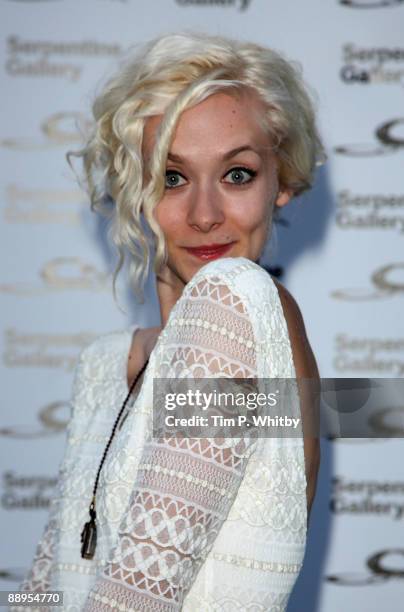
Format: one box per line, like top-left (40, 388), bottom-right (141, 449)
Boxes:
top-left (142, 90), bottom-right (292, 294)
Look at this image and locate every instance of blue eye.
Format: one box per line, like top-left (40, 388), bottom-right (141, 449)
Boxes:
top-left (164, 166), bottom-right (257, 190)
top-left (165, 171), bottom-right (186, 189)
top-left (225, 167), bottom-right (257, 185)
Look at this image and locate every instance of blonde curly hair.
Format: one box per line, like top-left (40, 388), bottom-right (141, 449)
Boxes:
top-left (67, 30), bottom-right (325, 304)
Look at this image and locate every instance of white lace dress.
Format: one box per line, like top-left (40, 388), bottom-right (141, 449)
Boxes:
top-left (12, 256), bottom-right (308, 612)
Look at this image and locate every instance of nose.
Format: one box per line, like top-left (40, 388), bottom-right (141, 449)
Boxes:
top-left (186, 183), bottom-right (225, 233)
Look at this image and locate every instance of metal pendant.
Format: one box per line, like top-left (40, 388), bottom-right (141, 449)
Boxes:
top-left (80, 504), bottom-right (97, 560)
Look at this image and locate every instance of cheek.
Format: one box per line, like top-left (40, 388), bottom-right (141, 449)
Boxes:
top-left (246, 176), bottom-right (277, 229)
top-left (154, 201), bottom-right (177, 236)
top-left (233, 191), bottom-right (271, 232)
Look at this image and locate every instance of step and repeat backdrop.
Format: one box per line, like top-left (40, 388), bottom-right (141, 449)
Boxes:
top-left (1, 1), bottom-right (403, 610)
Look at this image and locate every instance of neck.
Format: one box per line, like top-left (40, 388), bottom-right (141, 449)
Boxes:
top-left (156, 265), bottom-right (186, 328)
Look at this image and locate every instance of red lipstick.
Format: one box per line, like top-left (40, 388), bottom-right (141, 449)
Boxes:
top-left (184, 242), bottom-right (235, 261)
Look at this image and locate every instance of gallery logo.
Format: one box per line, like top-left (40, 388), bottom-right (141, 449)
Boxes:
top-left (0, 257), bottom-right (109, 295)
top-left (0, 111), bottom-right (91, 150)
top-left (0, 402), bottom-right (70, 438)
top-left (327, 549), bottom-right (404, 585)
top-left (331, 476), bottom-right (404, 518)
top-left (5, 35), bottom-right (121, 81)
top-left (335, 189), bottom-right (404, 234)
top-left (368, 406), bottom-right (404, 436)
top-left (335, 117), bottom-right (404, 156)
top-left (340, 0), bottom-right (404, 7)
top-left (4, 184), bottom-right (84, 225)
top-left (333, 333), bottom-right (404, 377)
top-left (2, 470), bottom-right (57, 510)
top-left (340, 44), bottom-right (404, 86)
top-left (331, 262), bottom-right (404, 300)
top-left (3, 327), bottom-right (94, 371)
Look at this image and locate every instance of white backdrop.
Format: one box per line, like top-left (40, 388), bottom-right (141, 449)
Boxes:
top-left (1, 1), bottom-right (404, 610)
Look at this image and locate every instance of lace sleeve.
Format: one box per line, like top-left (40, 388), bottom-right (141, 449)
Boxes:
top-left (83, 263), bottom-right (260, 611)
top-left (9, 504), bottom-right (60, 612)
top-left (9, 346), bottom-right (90, 611)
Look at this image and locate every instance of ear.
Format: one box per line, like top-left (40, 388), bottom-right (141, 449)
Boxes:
top-left (275, 187), bottom-right (294, 208)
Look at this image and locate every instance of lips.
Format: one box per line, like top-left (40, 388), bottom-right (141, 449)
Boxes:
top-left (184, 242), bottom-right (235, 261)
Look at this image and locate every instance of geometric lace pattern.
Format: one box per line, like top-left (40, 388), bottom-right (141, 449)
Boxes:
top-left (13, 257), bottom-right (307, 612)
top-left (83, 271), bottom-right (259, 611)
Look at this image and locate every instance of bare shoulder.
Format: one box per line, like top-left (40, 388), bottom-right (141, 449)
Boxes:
top-left (271, 277), bottom-right (320, 522)
top-left (271, 277), bottom-right (319, 380)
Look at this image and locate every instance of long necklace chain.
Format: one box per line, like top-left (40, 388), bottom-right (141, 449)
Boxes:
top-left (80, 356), bottom-right (150, 560)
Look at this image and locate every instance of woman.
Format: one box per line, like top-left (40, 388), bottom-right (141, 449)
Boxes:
top-left (14, 31), bottom-right (323, 611)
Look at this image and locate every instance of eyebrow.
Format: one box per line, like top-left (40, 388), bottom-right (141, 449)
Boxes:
top-left (166, 145), bottom-right (261, 163)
